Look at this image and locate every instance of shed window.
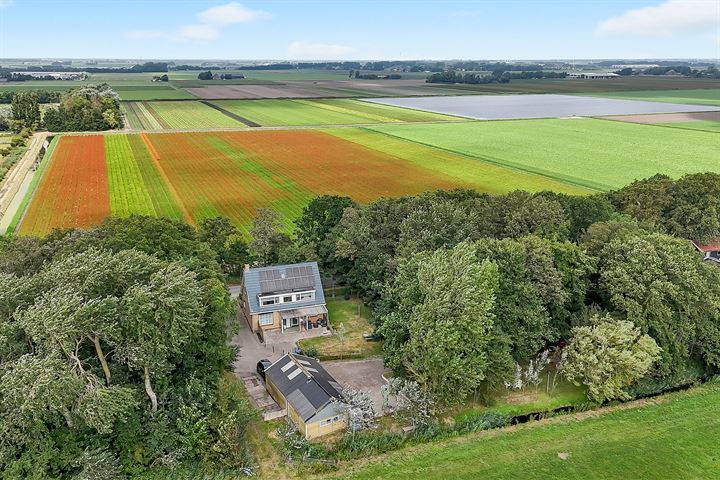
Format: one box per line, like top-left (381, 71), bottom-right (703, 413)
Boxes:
top-left (259, 313), bottom-right (273, 326)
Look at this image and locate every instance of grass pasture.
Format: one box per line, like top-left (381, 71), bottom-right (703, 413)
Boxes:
top-left (208, 98), bottom-right (458, 126)
top-left (327, 383), bottom-right (720, 480)
top-left (583, 88), bottom-right (720, 106)
top-left (368, 118), bottom-right (720, 191)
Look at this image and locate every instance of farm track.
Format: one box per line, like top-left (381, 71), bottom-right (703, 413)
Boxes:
top-left (0, 132), bottom-right (49, 218)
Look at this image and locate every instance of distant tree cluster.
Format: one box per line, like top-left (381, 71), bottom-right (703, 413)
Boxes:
top-left (43, 83), bottom-right (124, 131)
top-left (426, 69), bottom-right (566, 84)
top-left (0, 89), bottom-right (62, 104)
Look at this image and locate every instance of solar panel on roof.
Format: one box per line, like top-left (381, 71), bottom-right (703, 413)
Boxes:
top-left (288, 368), bottom-right (304, 380)
top-left (258, 265), bottom-right (315, 294)
top-left (281, 361), bottom-right (295, 372)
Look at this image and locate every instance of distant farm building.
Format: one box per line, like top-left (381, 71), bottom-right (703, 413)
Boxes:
top-left (567, 72), bottom-right (619, 79)
top-left (11, 71), bottom-right (87, 80)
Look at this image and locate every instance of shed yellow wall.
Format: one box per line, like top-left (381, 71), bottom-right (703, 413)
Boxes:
top-left (305, 417), bottom-right (347, 439)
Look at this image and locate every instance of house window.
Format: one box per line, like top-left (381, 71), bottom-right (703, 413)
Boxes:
top-left (297, 291), bottom-right (315, 301)
top-left (260, 296), bottom-right (276, 306)
top-left (283, 295), bottom-right (293, 303)
top-left (320, 415), bottom-right (341, 426)
top-left (259, 314), bottom-right (273, 326)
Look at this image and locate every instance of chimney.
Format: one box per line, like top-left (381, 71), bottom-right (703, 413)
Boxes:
top-left (244, 264), bottom-right (250, 272)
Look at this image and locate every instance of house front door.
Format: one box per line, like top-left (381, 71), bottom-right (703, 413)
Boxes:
top-left (284, 317), bottom-right (300, 329)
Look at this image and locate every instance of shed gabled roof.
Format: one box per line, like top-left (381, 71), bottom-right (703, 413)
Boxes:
top-left (692, 240), bottom-right (720, 253)
top-left (243, 262), bottom-right (325, 314)
top-left (265, 353), bottom-right (343, 421)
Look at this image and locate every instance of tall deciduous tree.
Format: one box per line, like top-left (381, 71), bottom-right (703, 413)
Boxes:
top-left (598, 232), bottom-right (720, 374)
top-left (562, 314), bottom-right (660, 402)
top-left (11, 91), bottom-right (40, 127)
top-left (381, 242), bottom-right (499, 404)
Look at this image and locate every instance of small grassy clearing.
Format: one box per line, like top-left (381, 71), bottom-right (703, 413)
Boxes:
top-left (298, 298), bottom-right (382, 360)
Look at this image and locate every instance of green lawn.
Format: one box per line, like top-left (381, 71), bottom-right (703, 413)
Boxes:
top-left (327, 383), bottom-right (720, 480)
top-left (298, 298), bottom-right (382, 360)
top-left (582, 88), bottom-right (720, 106)
top-left (367, 118), bottom-right (720, 191)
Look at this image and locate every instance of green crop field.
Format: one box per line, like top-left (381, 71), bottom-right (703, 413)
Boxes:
top-left (122, 102), bottom-right (163, 130)
top-left (208, 98), bottom-right (458, 126)
top-left (142, 101), bottom-right (244, 129)
top-left (582, 88), bottom-right (720, 106)
top-left (327, 128), bottom-right (589, 195)
top-left (328, 383), bottom-right (720, 480)
top-left (368, 118), bottom-right (720, 191)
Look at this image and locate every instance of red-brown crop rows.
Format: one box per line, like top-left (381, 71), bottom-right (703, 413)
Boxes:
top-left (19, 135), bottom-right (110, 236)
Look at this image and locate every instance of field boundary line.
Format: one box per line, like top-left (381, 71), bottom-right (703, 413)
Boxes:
top-left (200, 100), bottom-right (260, 127)
top-left (593, 115), bottom-right (720, 134)
top-left (139, 133), bottom-right (195, 226)
top-left (360, 127), bottom-right (607, 192)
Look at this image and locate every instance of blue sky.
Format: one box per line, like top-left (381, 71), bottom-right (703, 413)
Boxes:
top-left (0, 0), bottom-right (718, 60)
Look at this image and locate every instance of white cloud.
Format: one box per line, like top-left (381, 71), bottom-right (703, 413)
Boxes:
top-left (198, 2), bottom-right (269, 25)
top-left (125, 2), bottom-right (268, 43)
top-left (0, 0), bottom-right (12, 7)
top-left (287, 41), bottom-right (357, 59)
top-left (596, 0), bottom-right (720, 37)
top-left (180, 24), bottom-right (220, 41)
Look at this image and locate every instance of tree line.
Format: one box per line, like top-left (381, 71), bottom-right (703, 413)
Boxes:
top-left (9, 84), bottom-right (124, 132)
top-left (242, 173), bottom-right (720, 406)
top-left (426, 69), bottom-right (567, 84)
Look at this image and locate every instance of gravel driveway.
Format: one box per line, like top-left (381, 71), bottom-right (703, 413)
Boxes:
top-left (323, 358), bottom-right (387, 414)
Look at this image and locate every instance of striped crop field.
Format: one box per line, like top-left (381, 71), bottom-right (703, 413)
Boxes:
top-left (15, 118), bottom-right (715, 236)
top-left (142, 101), bottom-right (245, 129)
top-left (123, 102), bottom-right (164, 130)
top-left (208, 98), bottom-right (460, 126)
top-left (19, 136), bottom-right (110, 236)
top-left (15, 127), bottom-right (591, 236)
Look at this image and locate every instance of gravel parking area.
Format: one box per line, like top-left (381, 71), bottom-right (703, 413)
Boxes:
top-left (323, 358), bottom-right (387, 414)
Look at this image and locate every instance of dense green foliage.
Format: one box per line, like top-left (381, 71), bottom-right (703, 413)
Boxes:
top-left (10, 91), bottom-right (40, 127)
top-left (0, 216), bottom-right (253, 478)
top-left (43, 84), bottom-right (124, 131)
top-left (292, 174), bottom-right (720, 404)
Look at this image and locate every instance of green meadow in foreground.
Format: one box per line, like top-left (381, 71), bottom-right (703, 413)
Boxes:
top-left (582, 88), bottom-right (720, 106)
top-left (329, 383), bottom-right (720, 480)
top-left (369, 118), bottom-right (720, 191)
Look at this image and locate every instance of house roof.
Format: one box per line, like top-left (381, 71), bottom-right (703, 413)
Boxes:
top-left (691, 240), bottom-right (720, 253)
top-left (265, 353), bottom-right (344, 421)
top-left (243, 262), bottom-right (325, 314)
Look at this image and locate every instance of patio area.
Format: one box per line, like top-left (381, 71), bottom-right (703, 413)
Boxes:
top-left (263, 324), bottom-right (333, 345)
